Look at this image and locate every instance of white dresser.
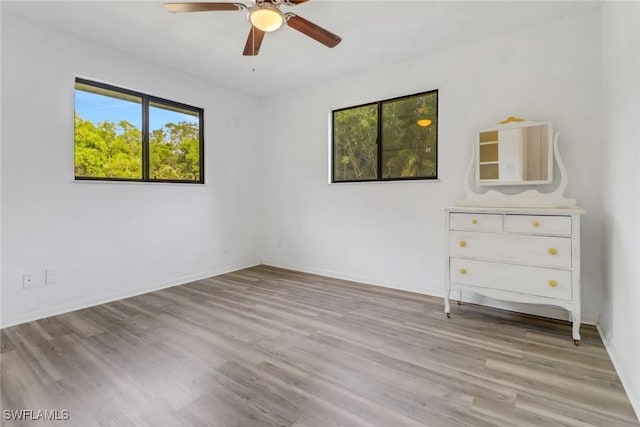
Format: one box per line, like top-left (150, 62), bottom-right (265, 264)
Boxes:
top-left (444, 206), bottom-right (585, 344)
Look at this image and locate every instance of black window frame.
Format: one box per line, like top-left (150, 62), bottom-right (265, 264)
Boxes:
top-left (331, 89), bottom-right (438, 183)
top-left (74, 77), bottom-right (205, 184)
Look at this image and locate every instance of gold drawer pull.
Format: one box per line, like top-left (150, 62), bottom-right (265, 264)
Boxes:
top-left (549, 280), bottom-right (558, 287)
top-left (548, 248), bottom-right (557, 255)
top-left (472, 219), bottom-right (478, 224)
top-left (533, 221), bottom-right (540, 227)
top-left (459, 240), bottom-right (467, 247)
top-left (459, 268), bottom-right (467, 275)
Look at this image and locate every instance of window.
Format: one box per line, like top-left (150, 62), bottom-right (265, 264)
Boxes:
top-left (74, 78), bottom-right (204, 183)
top-left (332, 90), bottom-right (438, 182)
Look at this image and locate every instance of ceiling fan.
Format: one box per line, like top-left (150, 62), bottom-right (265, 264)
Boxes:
top-left (164, 1), bottom-right (342, 56)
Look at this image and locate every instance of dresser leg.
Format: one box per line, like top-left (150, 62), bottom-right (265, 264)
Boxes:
top-left (572, 312), bottom-right (581, 345)
top-left (457, 289), bottom-right (462, 305)
top-left (444, 289), bottom-right (451, 318)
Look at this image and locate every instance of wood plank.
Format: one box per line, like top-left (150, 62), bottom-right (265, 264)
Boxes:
top-left (1, 265), bottom-right (637, 426)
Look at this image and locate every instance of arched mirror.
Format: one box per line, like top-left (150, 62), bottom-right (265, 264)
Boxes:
top-left (477, 118), bottom-right (553, 186)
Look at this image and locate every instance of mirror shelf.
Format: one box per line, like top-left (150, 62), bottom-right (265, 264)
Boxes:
top-left (477, 120), bottom-right (553, 186)
top-left (457, 118), bottom-right (578, 208)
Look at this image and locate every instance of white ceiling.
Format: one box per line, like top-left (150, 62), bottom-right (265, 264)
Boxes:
top-left (2, 1), bottom-right (601, 97)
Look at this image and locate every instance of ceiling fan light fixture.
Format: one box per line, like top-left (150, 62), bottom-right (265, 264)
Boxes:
top-left (249, 4), bottom-right (284, 32)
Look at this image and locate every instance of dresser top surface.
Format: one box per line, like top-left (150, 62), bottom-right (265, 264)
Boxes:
top-left (443, 206), bottom-right (586, 215)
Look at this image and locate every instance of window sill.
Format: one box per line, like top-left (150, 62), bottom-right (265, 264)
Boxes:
top-left (71, 180), bottom-right (208, 187)
top-left (328, 179), bottom-right (441, 185)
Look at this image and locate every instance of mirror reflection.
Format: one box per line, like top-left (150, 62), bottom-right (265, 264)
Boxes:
top-left (478, 123), bottom-right (551, 185)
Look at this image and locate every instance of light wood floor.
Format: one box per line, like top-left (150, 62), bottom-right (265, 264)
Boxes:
top-left (1, 265), bottom-right (638, 427)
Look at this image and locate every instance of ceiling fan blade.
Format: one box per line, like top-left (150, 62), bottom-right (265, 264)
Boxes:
top-left (243, 26), bottom-right (266, 56)
top-left (164, 2), bottom-right (247, 13)
top-left (285, 13), bottom-right (341, 48)
top-left (282, 0), bottom-right (310, 5)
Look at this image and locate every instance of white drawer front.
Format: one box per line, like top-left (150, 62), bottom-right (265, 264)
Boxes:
top-left (449, 231), bottom-right (572, 268)
top-left (505, 215), bottom-right (572, 236)
top-left (449, 213), bottom-right (503, 232)
top-left (450, 258), bottom-right (572, 300)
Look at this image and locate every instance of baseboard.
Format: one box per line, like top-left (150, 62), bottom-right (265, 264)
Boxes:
top-left (597, 324), bottom-right (640, 422)
top-left (261, 261), bottom-right (599, 325)
top-left (263, 261), bottom-right (429, 294)
top-left (2, 259), bottom-right (600, 329)
top-left (0, 262), bottom-right (260, 329)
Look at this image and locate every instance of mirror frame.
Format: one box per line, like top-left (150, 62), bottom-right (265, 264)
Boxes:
top-left (476, 119), bottom-right (553, 186)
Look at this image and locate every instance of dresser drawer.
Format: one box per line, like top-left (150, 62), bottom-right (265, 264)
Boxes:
top-left (450, 258), bottom-right (572, 300)
top-left (449, 213), bottom-right (502, 232)
top-left (505, 215), bottom-right (572, 236)
top-left (449, 231), bottom-right (572, 268)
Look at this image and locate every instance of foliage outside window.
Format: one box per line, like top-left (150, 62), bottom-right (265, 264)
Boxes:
top-left (332, 90), bottom-right (438, 182)
top-left (74, 78), bottom-right (204, 183)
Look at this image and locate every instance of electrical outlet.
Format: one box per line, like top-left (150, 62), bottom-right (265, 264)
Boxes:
top-left (45, 269), bottom-right (58, 284)
top-left (22, 273), bottom-right (33, 289)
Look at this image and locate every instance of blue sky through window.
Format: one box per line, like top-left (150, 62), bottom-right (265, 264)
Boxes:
top-left (75, 89), bottom-right (198, 132)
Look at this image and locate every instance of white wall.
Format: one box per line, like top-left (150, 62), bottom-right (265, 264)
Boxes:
top-left (1, 8), bottom-right (608, 329)
top-left (0, 13), bottom-right (262, 327)
top-left (1, 4), bottom-right (638, 418)
top-left (600, 1), bottom-right (640, 417)
top-left (259, 10), bottom-right (604, 324)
